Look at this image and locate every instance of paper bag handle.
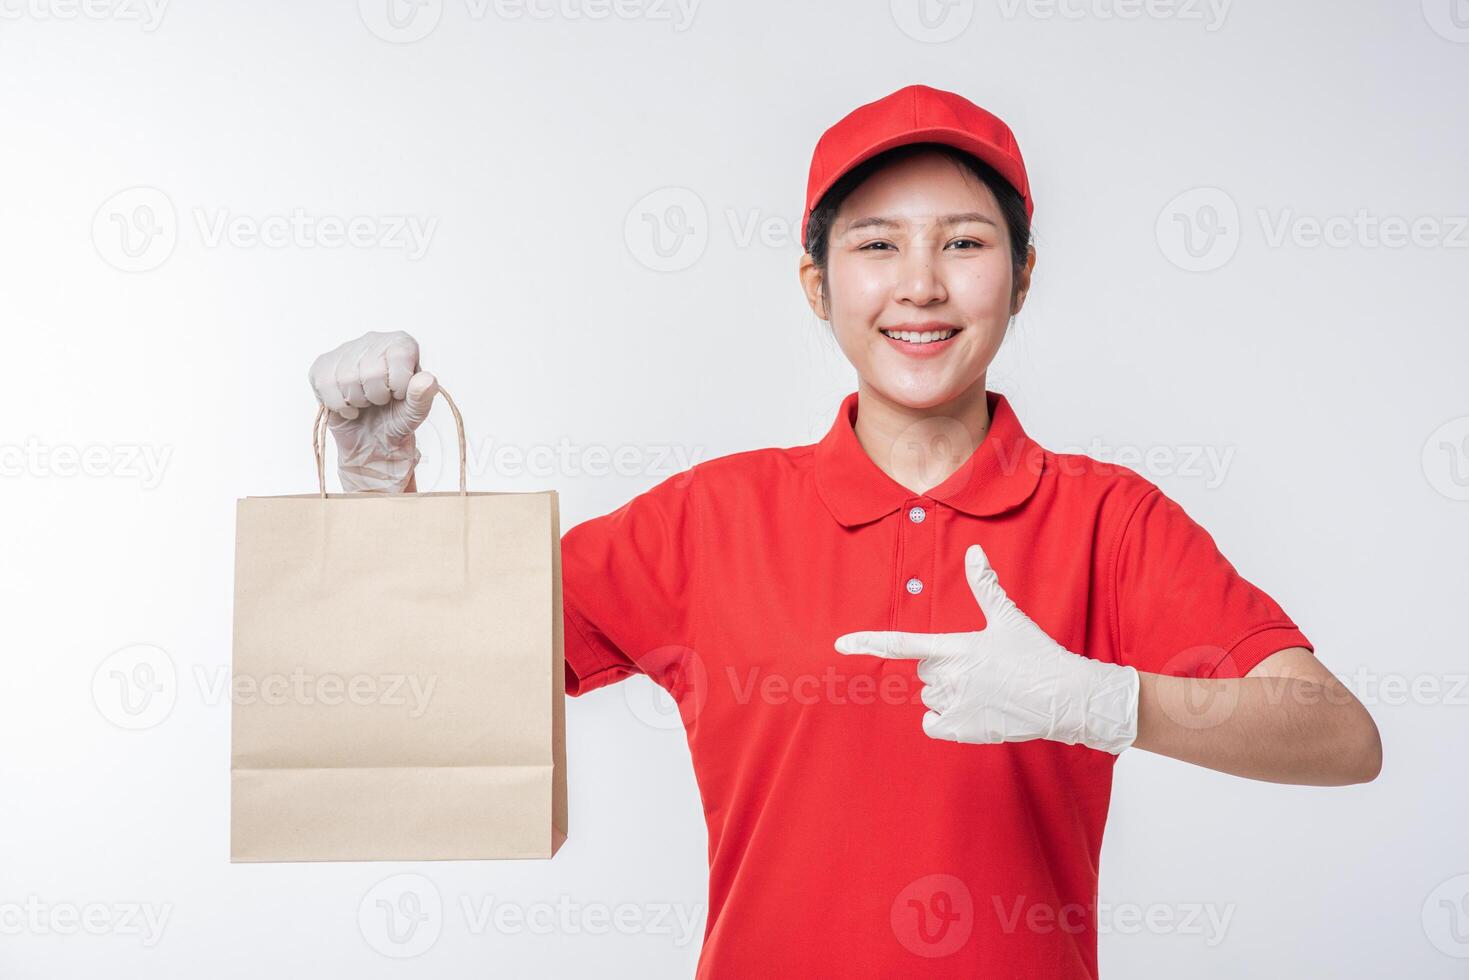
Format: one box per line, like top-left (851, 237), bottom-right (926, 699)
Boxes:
top-left (312, 384), bottom-right (468, 497)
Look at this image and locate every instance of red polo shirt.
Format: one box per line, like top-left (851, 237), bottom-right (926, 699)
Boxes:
top-left (559, 389), bottom-right (1313, 978)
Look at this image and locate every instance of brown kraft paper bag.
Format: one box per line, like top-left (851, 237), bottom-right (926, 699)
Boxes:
top-left (230, 386), bottom-right (567, 861)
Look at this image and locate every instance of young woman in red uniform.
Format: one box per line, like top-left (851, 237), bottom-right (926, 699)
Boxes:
top-left (309, 84), bottom-right (1381, 979)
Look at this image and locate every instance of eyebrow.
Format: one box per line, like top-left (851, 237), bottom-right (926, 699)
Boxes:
top-left (842, 211), bottom-right (998, 233)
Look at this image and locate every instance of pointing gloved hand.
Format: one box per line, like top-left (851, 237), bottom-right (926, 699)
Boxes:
top-left (835, 542), bottom-right (1140, 755)
top-left (307, 330), bottom-right (437, 493)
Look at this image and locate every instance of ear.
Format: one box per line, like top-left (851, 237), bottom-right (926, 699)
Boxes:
top-left (798, 252), bottom-right (829, 321)
top-left (1010, 243), bottom-right (1037, 317)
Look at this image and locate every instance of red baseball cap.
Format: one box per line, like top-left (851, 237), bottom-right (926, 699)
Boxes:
top-left (802, 83), bottom-right (1034, 249)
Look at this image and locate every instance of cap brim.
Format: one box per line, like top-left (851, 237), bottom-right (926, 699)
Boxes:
top-left (803, 126), bottom-right (1033, 246)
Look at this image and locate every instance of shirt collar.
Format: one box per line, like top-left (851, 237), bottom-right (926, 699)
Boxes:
top-left (813, 388), bottom-right (1045, 527)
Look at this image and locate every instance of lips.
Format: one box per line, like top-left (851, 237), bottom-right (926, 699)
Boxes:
top-left (878, 327), bottom-right (958, 344)
top-left (878, 323), bottom-right (962, 356)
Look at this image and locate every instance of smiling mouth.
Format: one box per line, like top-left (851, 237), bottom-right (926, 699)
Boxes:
top-left (878, 327), bottom-right (960, 344)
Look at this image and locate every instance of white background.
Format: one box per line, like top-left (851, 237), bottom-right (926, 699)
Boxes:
top-left (2, 1), bottom-right (1466, 976)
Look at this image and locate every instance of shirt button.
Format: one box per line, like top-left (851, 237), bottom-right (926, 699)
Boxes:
top-left (905, 577), bottom-right (924, 595)
top-left (907, 506), bottom-right (926, 524)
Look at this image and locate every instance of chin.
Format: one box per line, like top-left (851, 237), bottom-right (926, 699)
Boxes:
top-left (866, 372), bottom-right (976, 412)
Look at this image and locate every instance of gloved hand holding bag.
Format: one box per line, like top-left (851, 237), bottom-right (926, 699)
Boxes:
top-left (307, 329), bottom-right (437, 493)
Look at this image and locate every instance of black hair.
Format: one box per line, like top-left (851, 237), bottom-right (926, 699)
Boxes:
top-left (803, 141), bottom-right (1033, 314)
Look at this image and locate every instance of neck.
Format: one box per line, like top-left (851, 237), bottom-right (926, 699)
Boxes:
top-left (851, 377), bottom-right (992, 496)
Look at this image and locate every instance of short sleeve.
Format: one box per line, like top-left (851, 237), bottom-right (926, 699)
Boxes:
top-left (1111, 486), bottom-right (1313, 679)
top-left (559, 469), bottom-right (699, 697)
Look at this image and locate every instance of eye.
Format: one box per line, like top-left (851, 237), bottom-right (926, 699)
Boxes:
top-left (945, 238), bottom-right (985, 250)
top-left (858, 240), bottom-right (896, 251)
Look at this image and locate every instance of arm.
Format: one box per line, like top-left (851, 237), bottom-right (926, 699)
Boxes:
top-left (1133, 646), bottom-right (1382, 786)
top-left (836, 544), bottom-right (1382, 787)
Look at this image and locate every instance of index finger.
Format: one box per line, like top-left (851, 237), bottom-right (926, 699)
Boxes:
top-left (383, 337), bottom-right (419, 400)
top-left (834, 630), bottom-right (943, 660)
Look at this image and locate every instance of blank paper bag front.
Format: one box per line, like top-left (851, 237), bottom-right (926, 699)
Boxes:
top-left (230, 488), bottom-right (567, 862)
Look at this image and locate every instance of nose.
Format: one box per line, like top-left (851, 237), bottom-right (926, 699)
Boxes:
top-left (893, 242), bottom-right (947, 307)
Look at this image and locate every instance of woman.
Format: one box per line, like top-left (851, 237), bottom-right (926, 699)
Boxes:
top-left (308, 84), bottom-right (1381, 978)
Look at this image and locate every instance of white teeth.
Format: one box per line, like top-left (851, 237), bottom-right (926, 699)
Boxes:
top-left (882, 329), bottom-right (957, 344)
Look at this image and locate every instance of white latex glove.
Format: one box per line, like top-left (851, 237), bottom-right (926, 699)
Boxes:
top-left (834, 542), bottom-right (1140, 754)
top-left (307, 330), bottom-right (437, 493)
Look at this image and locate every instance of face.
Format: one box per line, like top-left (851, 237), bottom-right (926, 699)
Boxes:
top-left (800, 149), bottom-right (1035, 411)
